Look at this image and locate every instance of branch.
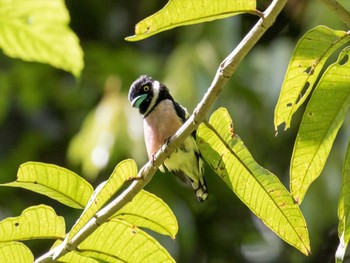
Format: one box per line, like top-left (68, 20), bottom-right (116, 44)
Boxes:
top-left (321, 0), bottom-right (350, 28)
top-left (35, 0), bottom-right (288, 261)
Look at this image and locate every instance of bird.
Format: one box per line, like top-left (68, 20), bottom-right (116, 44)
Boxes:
top-left (128, 75), bottom-right (208, 202)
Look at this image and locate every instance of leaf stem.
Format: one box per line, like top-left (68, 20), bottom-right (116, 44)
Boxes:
top-left (35, 0), bottom-right (288, 261)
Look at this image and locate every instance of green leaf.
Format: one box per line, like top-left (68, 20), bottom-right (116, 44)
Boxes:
top-left (67, 159), bottom-right (178, 242)
top-left (126, 0), bottom-right (256, 41)
top-left (113, 190), bottom-right (178, 239)
top-left (67, 159), bottom-right (138, 241)
top-left (274, 26), bottom-right (350, 130)
top-left (78, 219), bottom-right (175, 262)
top-left (0, 242), bottom-right (33, 263)
top-left (290, 46), bottom-right (350, 204)
top-left (1, 162), bottom-right (93, 209)
top-left (336, 140), bottom-right (350, 262)
top-left (0, 0), bottom-right (83, 77)
top-left (197, 107), bottom-right (310, 255)
top-left (0, 205), bottom-right (65, 241)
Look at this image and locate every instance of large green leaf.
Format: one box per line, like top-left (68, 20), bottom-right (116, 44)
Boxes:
top-left (67, 159), bottom-right (178, 242)
top-left (0, 0), bottom-right (83, 77)
top-left (0, 242), bottom-right (33, 263)
top-left (290, 46), bottom-right (350, 204)
top-left (337, 141), bottom-right (350, 262)
top-left (67, 159), bottom-right (138, 241)
top-left (113, 190), bottom-right (178, 239)
top-left (78, 219), bottom-right (175, 262)
top-left (0, 205), bottom-right (65, 241)
top-left (1, 162), bottom-right (93, 209)
top-left (197, 107), bottom-right (310, 255)
top-left (126, 0), bottom-right (256, 41)
top-left (274, 26), bottom-right (350, 130)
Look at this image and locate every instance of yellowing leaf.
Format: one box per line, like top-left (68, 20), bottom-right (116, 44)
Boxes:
top-left (274, 26), bottom-right (350, 130)
top-left (67, 159), bottom-right (138, 241)
top-left (290, 46), bottom-right (350, 204)
top-left (0, 0), bottom-right (83, 76)
top-left (0, 242), bottom-right (33, 263)
top-left (126, 0), bottom-right (256, 41)
top-left (1, 162), bottom-right (93, 209)
top-left (113, 190), bottom-right (178, 239)
top-left (78, 219), bottom-right (175, 263)
top-left (0, 205), bottom-right (65, 241)
top-left (197, 107), bottom-right (310, 255)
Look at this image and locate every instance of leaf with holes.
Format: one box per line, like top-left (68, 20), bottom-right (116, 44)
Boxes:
top-left (77, 219), bottom-right (175, 262)
top-left (337, 141), bottom-right (350, 262)
top-left (1, 162), bottom-right (93, 209)
top-left (0, 0), bottom-right (83, 76)
top-left (290, 46), bottom-right (350, 204)
top-left (0, 242), bottom-right (33, 263)
top-left (0, 205), bottom-right (65, 241)
top-left (126, 0), bottom-right (256, 41)
top-left (274, 26), bottom-right (350, 131)
top-left (197, 107), bottom-right (310, 255)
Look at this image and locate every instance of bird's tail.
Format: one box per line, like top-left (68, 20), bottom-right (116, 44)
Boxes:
top-left (191, 176), bottom-right (208, 202)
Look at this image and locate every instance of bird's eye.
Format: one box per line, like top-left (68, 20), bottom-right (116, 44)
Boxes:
top-left (143, 85), bottom-right (150, 92)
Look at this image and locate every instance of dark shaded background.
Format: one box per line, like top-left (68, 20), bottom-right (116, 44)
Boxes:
top-left (1, 1), bottom-right (350, 262)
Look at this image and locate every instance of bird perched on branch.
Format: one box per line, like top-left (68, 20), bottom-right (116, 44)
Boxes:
top-left (128, 75), bottom-right (208, 202)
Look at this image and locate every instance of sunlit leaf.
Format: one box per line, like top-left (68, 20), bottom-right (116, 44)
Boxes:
top-left (0, 0), bottom-right (83, 76)
top-left (78, 219), bottom-right (175, 262)
top-left (0, 205), bottom-right (65, 241)
top-left (197, 107), bottom-right (310, 255)
top-left (1, 162), bottom-right (93, 209)
top-left (67, 159), bottom-right (177, 242)
top-left (274, 26), bottom-right (350, 130)
top-left (290, 46), bottom-right (350, 204)
top-left (67, 159), bottom-right (137, 241)
top-left (113, 190), bottom-right (178, 239)
top-left (126, 0), bottom-right (256, 41)
top-left (0, 242), bottom-right (33, 263)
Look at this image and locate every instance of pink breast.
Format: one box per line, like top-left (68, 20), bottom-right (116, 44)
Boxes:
top-left (143, 100), bottom-right (182, 159)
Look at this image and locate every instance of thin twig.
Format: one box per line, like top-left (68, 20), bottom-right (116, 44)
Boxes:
top-left (35, 0), bottom-right (288, 261)
top-left (321, 0), bottom-right (350, 28)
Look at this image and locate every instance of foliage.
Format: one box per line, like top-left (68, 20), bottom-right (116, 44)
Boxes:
top-left (126, 0), bottom-right (257, 41)
top-left (1, 0), bottom-right (350, 262)
top-left (0, 0), bottom-right (83, 77)
top-left (197, 108), bottom-right (310, 255)
top-left (0, 160), bottom-right (177, 262)
top-left (274, 25), bottom-right (350, 261)
top-left (2, 162), bottom-right (93, 209)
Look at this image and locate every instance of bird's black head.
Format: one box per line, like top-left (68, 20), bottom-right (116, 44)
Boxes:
top-left (128, 75), bottom-right (171, 116)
